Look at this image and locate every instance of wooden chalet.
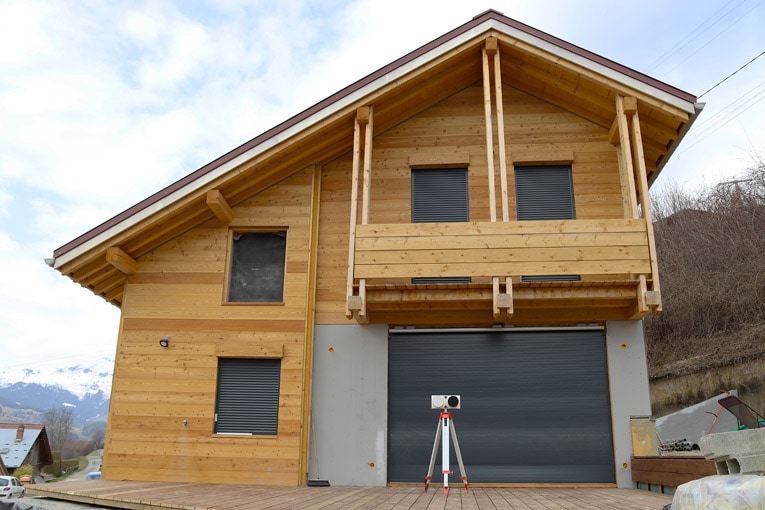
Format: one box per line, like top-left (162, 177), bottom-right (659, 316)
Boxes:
top-left (49, 10), bottom-right (701, 488)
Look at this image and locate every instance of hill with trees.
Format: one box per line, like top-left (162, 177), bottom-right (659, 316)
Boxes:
top-left (646, 158), bottom-right (765, 416)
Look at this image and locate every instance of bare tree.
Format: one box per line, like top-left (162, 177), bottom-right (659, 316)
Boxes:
top-left (646, 158), bottom-right (765, 376)
top-left (90, 428), bottom-right (105, 449)
top-left (43, 406), bottom-right (75, 454)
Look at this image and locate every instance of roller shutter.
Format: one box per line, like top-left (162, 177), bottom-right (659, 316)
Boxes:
top-left (214, 358), bottom-right (281, 435)
top-left (388, 329), bottom-right (614, 484)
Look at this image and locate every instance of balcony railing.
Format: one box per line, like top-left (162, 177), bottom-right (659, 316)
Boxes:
top-left (346, 218), bottom-right (660, 325)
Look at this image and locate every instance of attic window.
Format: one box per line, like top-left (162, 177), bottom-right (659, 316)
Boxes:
top-left (226, 231), bottom-right (287, 303)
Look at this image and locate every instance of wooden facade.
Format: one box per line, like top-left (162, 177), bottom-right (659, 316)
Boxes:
top-left (50, 11), bottom-right (700, 487)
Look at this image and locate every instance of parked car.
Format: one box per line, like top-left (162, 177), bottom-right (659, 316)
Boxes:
top-left (0, 476), bottom-right (25, 499)
top-left (85, 471), bottom-right (101, 480)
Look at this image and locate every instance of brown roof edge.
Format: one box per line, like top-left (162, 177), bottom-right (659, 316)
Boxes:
top-left (53, 9), bottom-right (697, 260)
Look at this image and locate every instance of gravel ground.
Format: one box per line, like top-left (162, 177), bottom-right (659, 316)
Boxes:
top-left (13, 496), bottom-right (111, 510)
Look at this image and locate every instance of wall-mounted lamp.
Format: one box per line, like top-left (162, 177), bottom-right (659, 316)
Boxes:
top-left (159, 336), bottom-right (170, 348)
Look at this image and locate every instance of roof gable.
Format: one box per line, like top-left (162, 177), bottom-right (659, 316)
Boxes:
top-left (50, 9), bottom-right (699, 305)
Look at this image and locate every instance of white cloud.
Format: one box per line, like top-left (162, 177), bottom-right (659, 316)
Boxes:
top-left (0, 0), bottom-right (762, 370)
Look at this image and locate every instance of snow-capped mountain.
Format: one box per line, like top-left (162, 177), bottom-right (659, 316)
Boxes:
top-left (0, 357), bottom-right (114, 425)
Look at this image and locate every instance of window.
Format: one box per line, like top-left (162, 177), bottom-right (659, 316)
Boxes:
top-left (411, 168), bottom-right (470, 283)
top-left (515, 165), bottom-right (579, 282)
top-left (411, 168), bottom-right (469, 223)
top-left (214, 358), bottom-right (281, 435)
top-left (515, 165), bottom-right (575, 221)
top-left (227, 231), bottom-right (286, 303)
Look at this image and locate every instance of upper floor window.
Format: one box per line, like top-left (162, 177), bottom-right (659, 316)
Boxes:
top-left (411, 168), bottom-right (470, 284)
top-left (227, 231), bottom-right (287, 303)
top-left (411, 168), bottom-right (469, 223)
top-left (515, 165), bottom-right (578, 282)
top-left (515, 165), bottom-right (575, 221)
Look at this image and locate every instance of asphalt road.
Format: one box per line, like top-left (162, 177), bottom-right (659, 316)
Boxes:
top-left (16, 451), bottom-right (107, 510)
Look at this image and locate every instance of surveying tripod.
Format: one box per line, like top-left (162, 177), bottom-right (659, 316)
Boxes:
top-left (425, 410), bottom-right (469, 495)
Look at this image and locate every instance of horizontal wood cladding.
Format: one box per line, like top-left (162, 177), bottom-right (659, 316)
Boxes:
top-left (316, 82), bottom-right (629, 325)
top-left (631, 456), bottom-right (717, 488)
top-left (104, 170), bottom-right (313, 486)
top-left (354, 220), bottom-right (650, 279)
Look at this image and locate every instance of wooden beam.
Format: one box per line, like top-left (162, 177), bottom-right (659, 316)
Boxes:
top-left (299, 164), bottom-right (321, 486)
top-left (629, 103), bottom-right (662, 312)
top-left (485, 36), bottom-right (498, 56)
top-left (361, 106), bottom-right (373, 226)
top-left (615, 95), bottom-right (639, 219)
top-left (622, 96), bottom-right (638, 115)
top-left (356, 106), bottom-right (370, 125)
top-left (482, 46), bottom-right (497, 222)
top-left (205, 189), bottom-right (233, 223)
top-left (345, 114), bottom-right (363, 319)
top-left (493, 44), bottom-right (510, 222)
top-left (105, 247), bottom-right (137, 275)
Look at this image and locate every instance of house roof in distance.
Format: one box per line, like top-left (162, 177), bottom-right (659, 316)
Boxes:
top-left (49, 9), bottom-right (701, 306)
top-left (0, 424), bottom-right (52, 469)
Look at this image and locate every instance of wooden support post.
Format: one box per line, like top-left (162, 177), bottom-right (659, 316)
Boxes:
top-left (505, 276), bottom-right (513, 318)
top-left (482, 44), bottom-right (497, 222)
top-left (615, 95), bottom-right (639, 220)
top-left (628, 101), bottom-right (662, 313)
top-left (346, 109), bottom-right (364, 319)
top-left (106, 247), bottom-right (137, 275)
top-left (491, 40), bottom-right (510, 222)
top-left (206, 189), bottom-right (233, 223)
top-left (358, 106), bottom-right (373, 320)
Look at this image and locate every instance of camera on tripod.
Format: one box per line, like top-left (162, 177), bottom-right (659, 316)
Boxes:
top-left (431, 394), bottom-right (461, 409)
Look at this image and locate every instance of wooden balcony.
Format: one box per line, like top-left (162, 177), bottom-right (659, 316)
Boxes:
top-left (346, 219), bottom-right (660, 326)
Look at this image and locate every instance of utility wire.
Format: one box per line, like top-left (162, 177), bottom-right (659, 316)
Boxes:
top-left (699, 50), bottom-right (765, 98)
top-left (674, 81), bottom-right (765, 157)
top-left (660, 0), bottom-right (765, 79)
top-left (646, 0), bottom-right (744, 73)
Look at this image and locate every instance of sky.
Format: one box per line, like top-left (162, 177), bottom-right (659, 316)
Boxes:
top-left (1, 0), bottom-right (763, 372)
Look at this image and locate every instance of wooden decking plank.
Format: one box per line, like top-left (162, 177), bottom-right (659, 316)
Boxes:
top-left (28, 482), bottom-right (673, 509)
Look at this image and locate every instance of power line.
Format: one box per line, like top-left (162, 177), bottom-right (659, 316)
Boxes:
top-left (660, 0), bottom-right (765, 78)
top-left (699, 50), bottom-right (765, 98)
top-left (646, 0), bottom-right (744, 73)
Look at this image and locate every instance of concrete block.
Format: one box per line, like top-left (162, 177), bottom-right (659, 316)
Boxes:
top-left (700, 428), bottom-right (765, 475)
top-left (737, 453), bottom-right (765, 475)
top-left (700, 428), bottom-right (765, 459)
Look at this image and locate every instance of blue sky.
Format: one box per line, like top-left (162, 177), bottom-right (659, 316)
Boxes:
top-left (1, 0), bottom-right (763, 371)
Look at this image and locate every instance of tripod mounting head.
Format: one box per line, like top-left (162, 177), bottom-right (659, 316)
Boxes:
top-left (431, 394), bottom-right (461, 409)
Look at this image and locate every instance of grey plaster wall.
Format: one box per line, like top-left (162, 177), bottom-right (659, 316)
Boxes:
top-left (606, 320), bottom-right (652, 488)
top-left (309, 324), bottom-right (388, 486)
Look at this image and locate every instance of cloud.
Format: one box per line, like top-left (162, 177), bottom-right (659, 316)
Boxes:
top-left (0, 0), bottom-right (762, 370)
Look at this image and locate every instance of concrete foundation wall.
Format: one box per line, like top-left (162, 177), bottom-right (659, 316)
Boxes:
top-left (309, 324), bottom-right (389, 486)
top-left (606, 320), bottom-right (652, 488)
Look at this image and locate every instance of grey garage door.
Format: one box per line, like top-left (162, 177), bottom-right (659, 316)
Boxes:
top-left (388, 329), bottom-right (615, 484)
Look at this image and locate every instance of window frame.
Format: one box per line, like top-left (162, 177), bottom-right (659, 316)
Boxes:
top-left (514, 165), bottom-right (580, 282)
top-left (224, 229), bottom-right (288, 305)
top-left (213, 357), bottom-right (281, 436)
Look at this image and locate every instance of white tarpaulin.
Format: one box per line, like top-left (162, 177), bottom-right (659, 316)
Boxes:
top-left (672, 475), bottom-right (765, 509)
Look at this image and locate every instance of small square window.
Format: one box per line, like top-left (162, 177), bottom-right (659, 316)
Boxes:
top-left (227, 231), bottom-right (286, 303)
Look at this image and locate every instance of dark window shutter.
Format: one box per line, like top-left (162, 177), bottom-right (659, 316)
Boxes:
top-left (515, 166), bottom-right (575, 221)
top-left (411, 169), bottom-right (470, 283)
top-left (516, 166), bottom-right (578, 281)
top-left (411, 169), bottom-right (469, 223)
top-left (215, 358), bottom-right (280, 435)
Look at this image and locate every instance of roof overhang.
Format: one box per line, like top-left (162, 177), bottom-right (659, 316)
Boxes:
top-left (50, 10), bottom-right (700, 304)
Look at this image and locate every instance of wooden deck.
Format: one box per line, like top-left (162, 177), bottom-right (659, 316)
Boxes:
top-left (28, 481), bottom-right (672, 509)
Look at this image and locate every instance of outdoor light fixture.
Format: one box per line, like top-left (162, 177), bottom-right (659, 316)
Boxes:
top-left (159, 336), bottom-right (170, 348)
